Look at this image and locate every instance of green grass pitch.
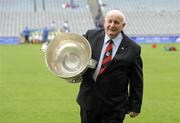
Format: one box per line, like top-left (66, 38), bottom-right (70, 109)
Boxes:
top-left (0, 44), bottom-right (180, 123)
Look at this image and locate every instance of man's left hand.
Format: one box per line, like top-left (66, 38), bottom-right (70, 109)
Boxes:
top-left (129, 112), bottom-right (139, 118)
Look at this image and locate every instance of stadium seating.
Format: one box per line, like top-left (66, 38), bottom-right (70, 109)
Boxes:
top-left (98, 0), bottom-right (180, 36)
top-left (0, 0), bottom-right (179, 37)
top-left (0, 0), bottom-right (95, 37)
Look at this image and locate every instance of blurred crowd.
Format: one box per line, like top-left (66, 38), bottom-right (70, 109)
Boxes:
top-left (20, 20), bottom-right (71, 44)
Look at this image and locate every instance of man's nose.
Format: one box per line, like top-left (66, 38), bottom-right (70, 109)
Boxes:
top-left (110, 22), bottom-right (115, 27)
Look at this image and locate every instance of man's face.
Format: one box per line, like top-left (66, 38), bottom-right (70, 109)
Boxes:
top-left (104, 13), bottom-right (125, 39)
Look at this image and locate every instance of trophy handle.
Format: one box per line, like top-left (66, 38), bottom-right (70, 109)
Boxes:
top-left (66, 76), bottom-right (83, 83)
top-left (88, 59), bottom-right (97, 69)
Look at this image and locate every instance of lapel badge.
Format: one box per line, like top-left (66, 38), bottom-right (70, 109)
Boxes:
top-left (121, 47), bottom-right (124, 50)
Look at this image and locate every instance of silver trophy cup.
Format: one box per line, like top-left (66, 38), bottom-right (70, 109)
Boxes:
top-left (45, 32), bottom-right (97, 83)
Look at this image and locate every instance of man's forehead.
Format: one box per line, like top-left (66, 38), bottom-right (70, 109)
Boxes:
top-left (105, 10), bottom-right (125, 22)
top-left (105, 14), bottom-right (123, 21)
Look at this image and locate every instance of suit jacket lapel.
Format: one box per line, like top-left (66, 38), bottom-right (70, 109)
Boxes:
top-left (106, 32), bottom-right (130, 71)
top-left (92, 30), bottom-right (105, 61)
top-left (113, 32), bottom-right (130, 59)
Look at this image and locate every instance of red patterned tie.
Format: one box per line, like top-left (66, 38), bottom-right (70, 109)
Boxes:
top-left (98, 39), bottom-right (113, 75)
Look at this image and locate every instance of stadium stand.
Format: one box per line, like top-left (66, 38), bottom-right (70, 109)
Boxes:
top-left (0, 0), bottom-right (179, 44)
top-left (98, 0), bottom-right (180, 36)
top-left (0, 0), bottom-right (95, 37)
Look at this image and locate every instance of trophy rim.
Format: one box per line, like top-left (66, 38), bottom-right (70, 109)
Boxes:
top-left (45, 32), bottom-right (92, 79)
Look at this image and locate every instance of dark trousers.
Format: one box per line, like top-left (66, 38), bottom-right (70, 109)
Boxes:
top-left (80, 108), bottom-right (125, 123)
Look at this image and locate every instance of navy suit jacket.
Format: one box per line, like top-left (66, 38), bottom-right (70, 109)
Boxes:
top-left (77, 28), bottom-right (143, 114)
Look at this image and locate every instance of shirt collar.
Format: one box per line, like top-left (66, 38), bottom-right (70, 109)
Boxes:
top-left (104, 33), bottom-right (123, 47)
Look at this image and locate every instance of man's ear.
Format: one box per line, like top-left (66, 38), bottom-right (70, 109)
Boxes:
top-left (122, 22), bottom-right (126, 28)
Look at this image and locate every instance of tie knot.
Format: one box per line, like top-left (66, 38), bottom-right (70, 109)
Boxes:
top-left (108, 39), bottom-right (113, 44)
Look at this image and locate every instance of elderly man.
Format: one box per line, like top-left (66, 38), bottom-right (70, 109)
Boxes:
top-left (76, 9), bottom-right (143, 123)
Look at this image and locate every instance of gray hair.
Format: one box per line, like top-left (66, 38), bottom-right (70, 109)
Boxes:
top-left (105, 10), bottom-right (126, 23)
